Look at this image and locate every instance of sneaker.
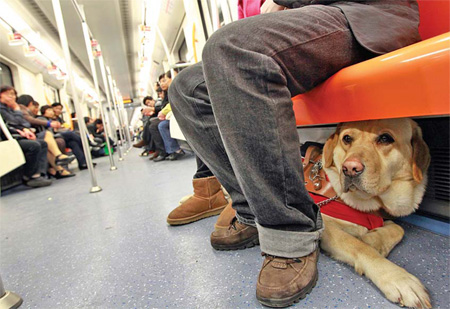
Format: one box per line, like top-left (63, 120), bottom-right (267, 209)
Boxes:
top-left (256, 250), bottom-right (319, 307)
top-left (24, 176), bottom-right (52, 188)
top-left (210, 217), bottom-right (259, 250)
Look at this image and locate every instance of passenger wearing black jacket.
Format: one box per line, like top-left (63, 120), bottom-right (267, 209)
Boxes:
top-left (0, 86), bottom-right (51, 187)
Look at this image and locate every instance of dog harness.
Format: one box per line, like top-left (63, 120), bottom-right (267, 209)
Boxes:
top-left (310, 193), bottom-right (384, 230)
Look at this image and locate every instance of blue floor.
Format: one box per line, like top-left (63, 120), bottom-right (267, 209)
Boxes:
top-left (0, 148), bottom-right (448, 308)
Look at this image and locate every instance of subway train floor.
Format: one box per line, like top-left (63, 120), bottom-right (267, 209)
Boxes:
top-left (0, 149), bottom-right (449, 308)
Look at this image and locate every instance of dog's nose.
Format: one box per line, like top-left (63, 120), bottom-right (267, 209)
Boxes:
top-left (342, 158), bottom-right (365, 177)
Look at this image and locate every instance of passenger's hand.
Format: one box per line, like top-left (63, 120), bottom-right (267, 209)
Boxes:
top-left (157, 111), bottom-right (164, 120)
top-left (23, 129), bottom-right (36, 140)
top-left (261, 0), bottom-right (286, 14)
top-left (143, 107), bottom-right (153, 116)
top-left (16, 129), bottom-right (27, 139)
top-left (50, 121), bottom-right (61, 129)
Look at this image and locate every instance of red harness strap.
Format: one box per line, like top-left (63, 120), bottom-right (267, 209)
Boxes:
top-left (309, 193), bottom-right (384, 230)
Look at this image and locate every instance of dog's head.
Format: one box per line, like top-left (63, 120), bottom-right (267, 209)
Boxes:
top-left (322, 118), bottom-right (430, 217)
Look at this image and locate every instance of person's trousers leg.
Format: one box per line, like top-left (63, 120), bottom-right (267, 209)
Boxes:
top-left (158, 120), bottom-right (180, 154)
top-left (35, 139), bottom-right (48, 175)
top-left (18, 139), bottom-right (41, 177)
top-left (170, 63), bottom-right (254, 226)
top-left (148, 118), bottom-right (166, 154)
top-left (171, 6), bottom-right (374, 258)
top-left (194, 156), bottom-right (214, 179)
top-left (60, 131), bottom-right (86, 166)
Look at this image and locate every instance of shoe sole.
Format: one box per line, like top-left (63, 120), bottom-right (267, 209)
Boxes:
top-left (256, 268), bottom-right (318, 308)
top-left (167, 202), bottom-right (229, 226)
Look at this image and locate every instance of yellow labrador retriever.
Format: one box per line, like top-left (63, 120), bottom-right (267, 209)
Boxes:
top-left (321, 118), bottom-right (431, 308)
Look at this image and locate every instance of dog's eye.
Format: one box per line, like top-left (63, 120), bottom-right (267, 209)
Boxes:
top-left (377, 133), bottom-right (395, 144)
top-left (342, 135), bottom-right (352, 145)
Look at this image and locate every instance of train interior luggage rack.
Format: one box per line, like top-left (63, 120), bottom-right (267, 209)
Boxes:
top-left (291, 0), bottom-right (450, 234)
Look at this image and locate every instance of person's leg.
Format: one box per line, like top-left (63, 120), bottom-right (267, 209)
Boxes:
top-left (55, 137), bottom-right (66, 154)
top-left (18, 139), bottom-right (40, 178)
top-left (167, 154), bottom-right (230, 226)
top-left (194, 156), bottom-right (213, 179)
top-left (60, 131), bottom-right (86, 167)
top-left (171, 6), bottom-right (374, 306)
top-left (201, 5), bottom-right (374, 256)
top-left (158, 120), bottom-right (185, 160)
top-left (170, 63), bottom-right (254, 227)
top-left (149, 118), bottom-right (168, 161)
top-left (158, 120), bottom-right (180, 154)
top-left (42, 131), bottom-right (74, 165)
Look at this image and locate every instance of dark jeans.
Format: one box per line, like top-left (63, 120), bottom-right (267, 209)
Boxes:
top-left (194, 156), bottom-right (214, 179)
top-left (169, 6), bottom-right (374, 258)
top-left (148, 118), bottom-right (166, 155)
top-left (60, 131), bottom-right (86, 167)
top-left (18, 139), bottom-right (48, 177)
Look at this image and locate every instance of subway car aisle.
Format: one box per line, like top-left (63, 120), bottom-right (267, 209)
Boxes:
top-left (0, 149), bottom-right (448, 308)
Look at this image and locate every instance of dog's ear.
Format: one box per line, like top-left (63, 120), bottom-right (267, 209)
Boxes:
top-left (323, 125), bottom-right (341, 168)
top-left (411, 122), bottom-right (431, 183)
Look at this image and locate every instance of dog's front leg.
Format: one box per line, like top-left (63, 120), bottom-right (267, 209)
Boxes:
top-left (360, 220), bottom-right (405, 257)
top-left (321, 219), bottom-right (431, 308)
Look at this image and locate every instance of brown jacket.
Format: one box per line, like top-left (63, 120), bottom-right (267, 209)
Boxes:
top-left (19, 105), bottom-right (48, 131)
top-left (274, 0), bottom-right (421, 54)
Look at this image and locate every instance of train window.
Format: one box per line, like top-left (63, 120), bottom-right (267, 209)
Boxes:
top-left (43, 83), bottom-right (60, 105)
top-left (178, 39), bottom-right (189, 62)
top-left (0, 62), bottom-right (14, 87)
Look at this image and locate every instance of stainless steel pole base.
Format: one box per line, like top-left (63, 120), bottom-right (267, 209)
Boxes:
top-left (119, 157), bottom-right (124, 161)
top-left (0, 291), bottom-right (23, 309)
top-left (110, 166), bottom-right (118, 171)
top-left (89, 186), bottom-right (102, 193)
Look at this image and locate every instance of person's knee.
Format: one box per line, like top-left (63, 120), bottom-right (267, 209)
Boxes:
top-left (158, 120), bottom-right (168, 131)
top-left (202, 21), bottom-right (244, 64)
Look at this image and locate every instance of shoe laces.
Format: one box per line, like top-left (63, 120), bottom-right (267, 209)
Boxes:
top-left (261, 252), bottom-right (303, 264)
top-left (229, 217), bottom-right (238, 230)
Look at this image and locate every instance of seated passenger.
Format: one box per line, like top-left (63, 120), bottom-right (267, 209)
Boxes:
top-left (168, 0), bottom-right (422, 306)
top-left (39, 105), bottom-right (90, 170)
top-left (0, 87), bottom-right (76, 179)
top-left (133, 96), bottom-right (156, 157)
top-left (157, 103), bottom-right (185, 161)
top-left (0, 86), bottom-right (51, 187)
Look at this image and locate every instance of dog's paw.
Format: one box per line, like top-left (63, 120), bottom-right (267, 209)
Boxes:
top-left (377, 266), bottom-right (431, 308)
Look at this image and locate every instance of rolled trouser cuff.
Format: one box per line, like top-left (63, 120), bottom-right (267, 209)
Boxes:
top-left (256, 215), bottom-right (323, 258)
top-left (236, 212), bottom-right (256, 227)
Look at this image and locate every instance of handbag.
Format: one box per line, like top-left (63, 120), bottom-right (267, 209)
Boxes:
top-left (0, 115), bottom-right (26, 177)
top-left (302, 145), bottom-right (337, 201)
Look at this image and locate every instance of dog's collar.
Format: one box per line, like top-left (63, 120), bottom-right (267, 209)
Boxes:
top-left (310, 193), bottom-right (384, 230)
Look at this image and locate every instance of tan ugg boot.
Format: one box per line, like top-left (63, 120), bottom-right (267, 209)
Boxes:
top-left (214, 202), bottom-right (236, 230)
top-left (167, 176), bottom-right (230, 225)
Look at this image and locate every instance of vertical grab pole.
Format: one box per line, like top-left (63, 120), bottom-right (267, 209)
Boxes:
top-left (79, 13), bottom-right (117, 170)
top-left (98, 56), bottom-right (123, 161)
top-left (118, 94), bottom-right (133, 151)
top-left (106, 70), bottom-right (126, 159)
top-left (51, 0), bottom-right (102, 193)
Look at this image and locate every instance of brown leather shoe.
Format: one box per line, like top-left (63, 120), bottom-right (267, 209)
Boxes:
top-left (133, 140), bottom-right (146, 148)
top-left (210, 217), bottom-right (259, 250)
top-left (167, 176), bottom-right (230, 225)
top-left (256, 250), bottom-right (319, 307)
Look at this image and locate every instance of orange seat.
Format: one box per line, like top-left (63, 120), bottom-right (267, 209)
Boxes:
top-left (291, 0), bottom-right (450, 126)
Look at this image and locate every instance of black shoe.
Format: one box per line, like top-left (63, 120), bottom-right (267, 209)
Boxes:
top-left (79, 163), bottom-right (97, 170)
top-left (168, 150), bottom-right (185, 161)
top-left (153, 154), bottom-right (168, 162)
top-left (55, 154), bottom-right (76, 166)
top-left (24, 176), bottom-right (52, 188)
top-left (54, 170), bottom-right (76, 179)
top-left (139, 150), bottom-right (150, 157)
